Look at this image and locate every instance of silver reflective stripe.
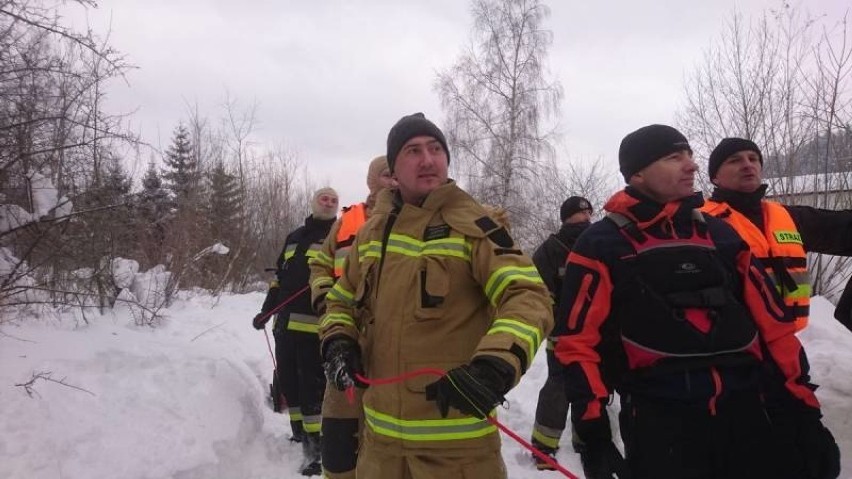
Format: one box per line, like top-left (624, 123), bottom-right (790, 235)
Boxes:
top-left (287, 313), bottom-right (320, 333)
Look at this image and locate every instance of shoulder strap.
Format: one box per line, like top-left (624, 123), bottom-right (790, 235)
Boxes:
top-left (606, 212), bottom-right (647, 244)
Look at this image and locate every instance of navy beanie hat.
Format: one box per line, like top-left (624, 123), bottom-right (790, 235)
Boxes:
top-left (386, 113), bottom-right (449, 172)
top-left (618, 124), bottom-right (692, 182)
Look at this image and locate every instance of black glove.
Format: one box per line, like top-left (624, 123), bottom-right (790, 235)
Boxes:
top-left (574, 415), bottom-right (631, 479)
top-left (772, 409), bottom-right (840, 479)
top-left (424, 357), bottom-right (512, 419)
top-left (253, 312), bottom-right (270, 330)
top-left (322, 337), bottom-right (367, 391)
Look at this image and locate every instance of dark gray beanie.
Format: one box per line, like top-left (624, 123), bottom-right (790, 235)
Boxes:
top-left (386, 113), bottom-right (449, 172)
top-left (560, 196), bottom-right (592, 222)
top-left (618, 124), bottom-right (692, 182)
top-left (708, 138), bottom-right (762, 179)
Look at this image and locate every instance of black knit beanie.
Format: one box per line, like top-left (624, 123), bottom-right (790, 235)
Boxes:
top-left (560, 196), bottom-right (592, 222)
top-left (618, 124), bottom-right (692, 182)
top-left (707, 138), bottom-right (762, 180)
top-left (386, 113), bottom-right (449, 172)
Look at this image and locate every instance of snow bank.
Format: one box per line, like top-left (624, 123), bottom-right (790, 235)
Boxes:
top-left (0, 294), bottom-right (850, 478)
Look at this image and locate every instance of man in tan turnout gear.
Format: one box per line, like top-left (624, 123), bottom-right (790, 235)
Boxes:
top-left (308, 155), bottom-right (394, 479)
top-left (318, 112), bottom-right (552, 478)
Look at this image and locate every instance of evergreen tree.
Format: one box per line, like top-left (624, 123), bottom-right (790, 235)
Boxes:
top-left (134, 161), bottom-right (172, 268)
top-left (162, 124), bottom-right (200, 207)
top-left (206, 161), bottom-right (243, 244)
top-left (137, 160), bottom-right (172, 227)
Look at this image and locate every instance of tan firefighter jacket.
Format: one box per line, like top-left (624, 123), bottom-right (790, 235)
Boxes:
top-left (309, 202), bottom-right (370, 313)
top-left (319, 181), bottom-right (552, 454)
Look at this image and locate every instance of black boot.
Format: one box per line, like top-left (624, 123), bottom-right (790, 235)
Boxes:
top-left (290, 420), bottom-right (305, 443)
top-left (531, 438), bottom-right (559, 471)
top-left (299, 432), bottom-right (322, 476)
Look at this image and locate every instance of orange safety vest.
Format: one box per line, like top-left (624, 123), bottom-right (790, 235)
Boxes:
top-left (333, 203), bottom-right (367, 278)
top-left (702, 200), bottom-right (810, 330)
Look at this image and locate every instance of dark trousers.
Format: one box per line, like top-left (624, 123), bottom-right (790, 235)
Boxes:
top-left (531, 347), bottom-right (571, 451)
top-left (619, 391), bottom-right (783, 479)
top-left (276, 328), bottom-right (325, 436)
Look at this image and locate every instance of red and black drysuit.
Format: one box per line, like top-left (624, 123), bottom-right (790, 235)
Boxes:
top-left (554, 188), bottom-right (832, 479)
top-left (529, 221), bottom-right (590, 459)
top-left (262, 215), bottom-right (334, 453)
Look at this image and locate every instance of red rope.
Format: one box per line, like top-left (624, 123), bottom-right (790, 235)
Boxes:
top-left (353, 369), bottom-right (580, 479)
top-left (259, 284), bottom-right (311, 368)
top-left (263, 328), bottom-right (277, 371)
top-left (257, 284), bottom-right (311, 325)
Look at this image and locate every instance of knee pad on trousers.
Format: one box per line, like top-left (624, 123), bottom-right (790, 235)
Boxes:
top-left (321, 417), bottom-right (359, 473)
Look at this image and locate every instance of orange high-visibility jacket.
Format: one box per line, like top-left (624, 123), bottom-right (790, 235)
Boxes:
top-left (702, 200), bottom-right (810, 330)
top-left (309, 203), bottom-right (368, 311)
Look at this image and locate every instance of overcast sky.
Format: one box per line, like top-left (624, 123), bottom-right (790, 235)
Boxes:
top-left (72, 0), bottom-right (848, 206)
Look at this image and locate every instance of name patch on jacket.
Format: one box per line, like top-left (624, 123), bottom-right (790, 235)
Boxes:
top-left (773, 230), bottom-right (803, 245)
top-left (424, 224), bottom-right (451, 241)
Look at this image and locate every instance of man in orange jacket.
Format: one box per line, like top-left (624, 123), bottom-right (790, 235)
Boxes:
top-left (701, 137), bottom-right (852, 332)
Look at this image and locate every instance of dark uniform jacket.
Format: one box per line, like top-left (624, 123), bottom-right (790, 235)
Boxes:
top-left (532, 221), bottom-right (590, 336)
top-left (269, 215), bottom-right (335, 334)
top-left (553, 187), bottom-right (821, 421)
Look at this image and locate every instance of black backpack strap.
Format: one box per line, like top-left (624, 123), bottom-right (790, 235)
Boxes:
top-left (606, 212), bottom-right (646, 244)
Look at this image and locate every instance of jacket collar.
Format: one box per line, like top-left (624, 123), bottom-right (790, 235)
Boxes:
top-left (604, 186), bottom-right (704, 230)
top-left (710, 184), bottom-right (767, 214)
top-left (556, 221), bottom-right (590, 244)
top-left (304, 215), bottom-right (335, 230)
top-left (385, 180), bottom-right (458, 211)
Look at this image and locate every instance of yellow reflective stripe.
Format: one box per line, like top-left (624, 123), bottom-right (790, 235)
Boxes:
top-left (334, 246), bottom-right (353, 268)
top-left (303, 414), bottom-right (321, 433)
top-left (484, 266), bottom-right (543, 305)
top-left (532, 426), bottom-right (561, 449)
top-left (311, 276), bottom-right (334, 290)
top-left (320, 313), bottom-right (355, 329)
top-left (358, 242), bottom-right (383, 260)
top-left (283, 244), bottom-right (297, 261)
top-left (356, 235), bottom-right (472, 261)
top-left (309, 251), bottom-right (334, 268)
top-left (287, 313), bottom-right (319, 333)
top-left (363, 406), bottom-right (496, 441)
top-left (288, 322), bottom-right (319, 333)
top-left (488, 318), bottom-right (541, 364)
top-left (305, 250), bottom-right (320, 259)
top-left (288, 407), bottom-right (303, 421)
top-left (327, 283), bottom-right (355, 306)
top-left (422, 237), bottom-right (471, 259)
top-left (385, 234), bottom-right (472, 260)
top-left (780, 282), bottom-right (812, 300)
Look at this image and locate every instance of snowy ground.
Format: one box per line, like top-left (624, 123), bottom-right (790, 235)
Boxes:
top-left (1, 293), bottom-right (851, 479)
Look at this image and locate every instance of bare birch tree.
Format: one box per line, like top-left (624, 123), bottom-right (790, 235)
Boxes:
top-left (435, 0), bottom-right (562, 248)
top-left (677, 5), bottom-right (852, 297)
